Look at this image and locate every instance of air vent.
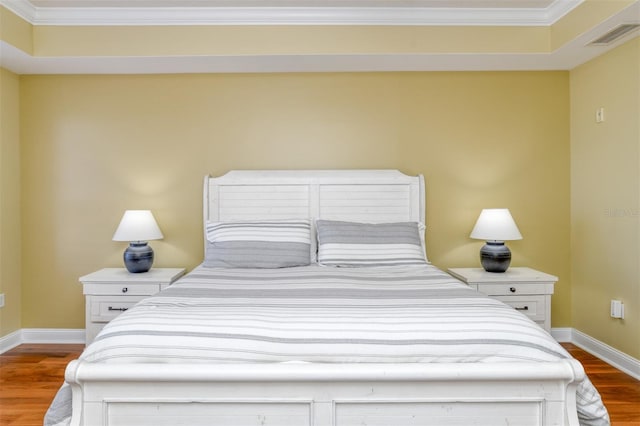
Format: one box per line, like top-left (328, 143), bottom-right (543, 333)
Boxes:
top-left (589, 24), bottom-right (640, 45)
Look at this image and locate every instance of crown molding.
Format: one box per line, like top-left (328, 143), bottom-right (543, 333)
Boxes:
top-left (1, 0), bottom-right (582, 26)
top-left (544, 0), bottom-right (584, 23)
top-left (1, 0), bottom-right (36, 22)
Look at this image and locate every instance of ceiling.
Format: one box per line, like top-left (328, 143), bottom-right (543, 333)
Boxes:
top-left (1, 0), bottom-right (639, 74)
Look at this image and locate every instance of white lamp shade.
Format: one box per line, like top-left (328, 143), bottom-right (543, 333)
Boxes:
top-left (112, 210), bottom-right (164, 242)
top-left (470, 208), bottom-right (522, 241)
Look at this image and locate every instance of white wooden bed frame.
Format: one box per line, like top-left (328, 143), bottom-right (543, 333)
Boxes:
top-left (65, 169), bottom-right (585, 426)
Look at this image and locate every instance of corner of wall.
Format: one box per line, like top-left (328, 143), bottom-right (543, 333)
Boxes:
top-left (0, 67), bottom-right (22, 338)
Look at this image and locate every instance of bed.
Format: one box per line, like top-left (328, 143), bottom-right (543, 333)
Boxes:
top-left (46, 169), bottom-right (609, 426)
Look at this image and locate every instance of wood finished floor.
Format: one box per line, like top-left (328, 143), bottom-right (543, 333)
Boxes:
top-left (561, 343), bottom-right (640, 425)
top-left (0, 343), bottom-right (638, 425)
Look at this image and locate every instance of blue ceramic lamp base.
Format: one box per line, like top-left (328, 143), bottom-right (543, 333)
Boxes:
top-left (123, 242), bottom-right (154, 273)
top-left (479, 241), bottom-right (511, 273)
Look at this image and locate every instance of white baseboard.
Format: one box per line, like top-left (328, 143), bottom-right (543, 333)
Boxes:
top-left (550, 327), bottom-right (573, 342)
top-left (0, 329), bottom-right (23, 353)
top-left (571, 328), bottom-right (640, 380)
top-left (2, 327), bottom-right (639, 380)
top-left (21, 328), bottom-right (85, 344)
top-left (0, 328), bottom-right (85, 353)
top-left (551, 326), bottom-right (640, 379)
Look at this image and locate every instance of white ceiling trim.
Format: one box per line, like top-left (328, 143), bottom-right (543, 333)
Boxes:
top-left (0, 42), bottom-right (561, 73)
top-left (2, 0), bottom-right (36, 21)
top-left (2, 32), bottom-right (637, 76)
top-left (1, 0), bottom-right (582, 26)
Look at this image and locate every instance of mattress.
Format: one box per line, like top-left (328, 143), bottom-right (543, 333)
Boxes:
top-left (45, 264), bottom-right (609, 426)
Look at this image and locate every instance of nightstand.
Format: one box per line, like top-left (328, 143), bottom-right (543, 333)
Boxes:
top-left (80, 267), bottom-right (186, 345)
top-left (447, 267), bottom-right (557, 332)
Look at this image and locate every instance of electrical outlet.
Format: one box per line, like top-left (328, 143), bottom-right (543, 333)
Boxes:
top-left (0, 293), bottom-right (4, 308)
top-left (611, 300), bottom-right (624, 319)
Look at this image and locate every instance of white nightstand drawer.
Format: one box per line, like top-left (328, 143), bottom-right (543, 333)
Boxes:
top-left (447, 267), bottom-right (556, 333)
top-left (476, 283), bottom-right (551, 296)
top-left (494, 295), bottom-right (546, 321)
top-left (83, 283), bottom-right (163, 296)
top-left (81, 268), bottom-right (186, 345)
top-left (90, 295), bottom-right (145, 322)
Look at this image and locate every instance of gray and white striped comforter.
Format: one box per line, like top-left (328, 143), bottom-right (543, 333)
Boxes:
top-left (46, 264), bottom-right (609, 426)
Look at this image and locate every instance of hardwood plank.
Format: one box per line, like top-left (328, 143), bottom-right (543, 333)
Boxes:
top-left (0, 344), bottom-right (83, 426)
top-left (0, 343), bottom-right (638, 425)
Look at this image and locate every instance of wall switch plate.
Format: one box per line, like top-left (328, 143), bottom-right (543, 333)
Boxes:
top-left (0, 293), bottom-right (4, 308)
top-left (596, 107), bottom-right (605, 123)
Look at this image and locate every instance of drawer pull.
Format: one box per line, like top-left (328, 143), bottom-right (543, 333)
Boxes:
top-left (121, 287), bottom-right (128, 293)
top-left (108, 306), bottom-right (129, 312)
top-left (515, 306), bottom-right (529, 311)
top-left (509, 287), bottom-right (516, 293)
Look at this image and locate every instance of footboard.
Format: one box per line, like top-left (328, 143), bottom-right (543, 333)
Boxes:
top-left (65, 359), bottom-right (585, 426)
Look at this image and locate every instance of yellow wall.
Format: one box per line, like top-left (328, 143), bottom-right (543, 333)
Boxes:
top-left (0, 6), bottom-right (33, 54)
top-left (0, 67), bottom-right (22, 336)
top-left (2, 0), bottom-right (637, 361)
top-left (31, 25), bottom-right (549, 57)
top-left (19, 71), bottom-right (571, 329)
top-left (570, 37), bottom-right (640, 358)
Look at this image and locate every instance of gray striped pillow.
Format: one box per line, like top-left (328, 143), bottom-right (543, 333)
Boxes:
top-left (204, 220), bottom-right (311, 268)
top-left (316, 220), bottom-right (427, 267)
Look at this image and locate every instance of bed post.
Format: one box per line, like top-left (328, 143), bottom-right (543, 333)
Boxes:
top-left (203, 175), bottom-right (210, 255)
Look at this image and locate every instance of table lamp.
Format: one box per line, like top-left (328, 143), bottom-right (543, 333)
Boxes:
top-left (470, 208), bottom-right (522, 273)
top-left (112, 210), bottom-right (164, 273)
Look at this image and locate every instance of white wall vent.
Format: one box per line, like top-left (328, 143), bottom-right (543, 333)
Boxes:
top-left (589, 24), bottom-right (640, 45)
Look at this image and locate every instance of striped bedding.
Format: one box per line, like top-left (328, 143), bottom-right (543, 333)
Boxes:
top-left (45, 264), bottom-right (609, 426)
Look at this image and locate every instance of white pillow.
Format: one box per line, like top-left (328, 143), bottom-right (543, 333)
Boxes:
top-left (316, 220), bottom-right (428, 267)
top-left (204, 219), bottom-right (311, 268)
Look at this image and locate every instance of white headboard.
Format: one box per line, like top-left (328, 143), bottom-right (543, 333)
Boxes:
top-left (203, 169), bottom-right (425, 256)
